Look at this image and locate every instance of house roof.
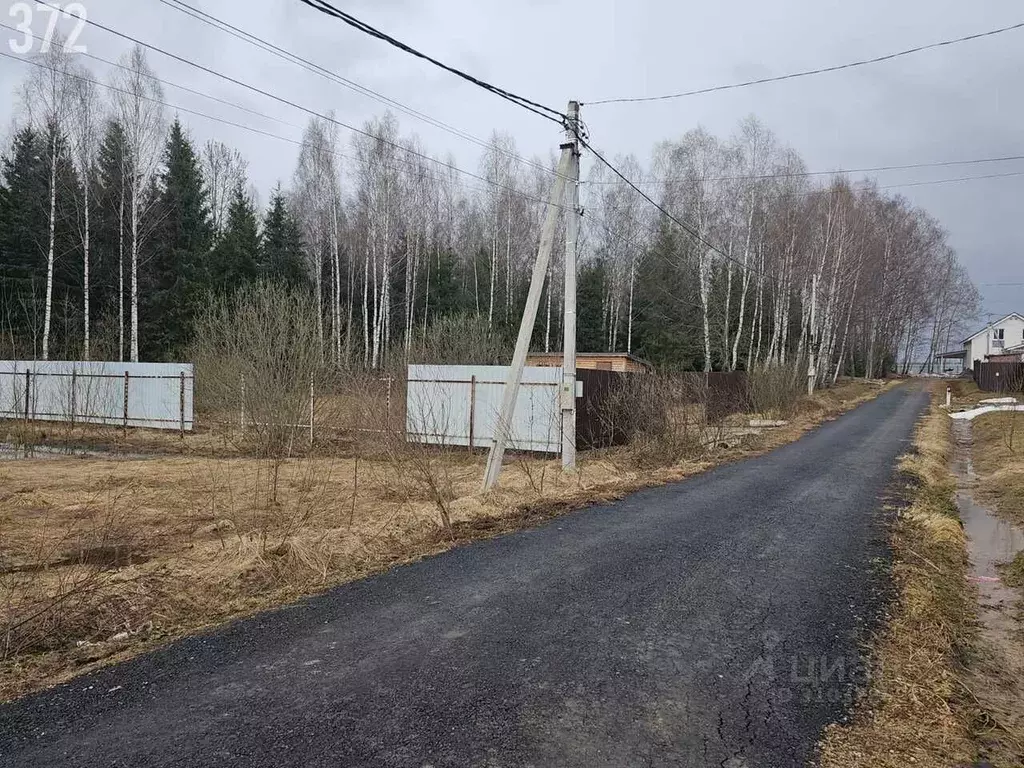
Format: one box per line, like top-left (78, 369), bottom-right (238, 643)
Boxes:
top-left (937, 349), bottom-right (967, 359)
top-left (526, 352), bottom-right (654, 367)
top-left (962, 312), bottom-right (1024, 344)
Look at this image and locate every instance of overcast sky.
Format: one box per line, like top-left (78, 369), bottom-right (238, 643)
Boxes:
top-left (1, 0), bottom-right (1021, 322)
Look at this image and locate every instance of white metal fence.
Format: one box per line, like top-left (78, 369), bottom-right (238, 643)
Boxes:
top-left (0, 361), bottom-right (195, 432)
top-left (406, 364), bottom-right (563, 453)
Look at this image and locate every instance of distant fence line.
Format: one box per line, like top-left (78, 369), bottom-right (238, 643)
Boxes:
top-left (0, 361), bottom-right (195, 433)
top-left (973, 361), bottom-right (1024, 393)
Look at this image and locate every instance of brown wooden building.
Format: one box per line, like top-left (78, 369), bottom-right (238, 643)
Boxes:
top-left (525, 352), bottom-right (652, 374)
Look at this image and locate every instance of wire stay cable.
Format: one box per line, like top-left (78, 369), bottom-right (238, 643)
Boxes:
top-left (296, 0), bottom-right (567, 124)
top-left (586, 20), bottom-right (1024, 106)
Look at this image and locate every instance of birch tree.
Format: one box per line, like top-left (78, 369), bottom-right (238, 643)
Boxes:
top-left (112, 45), bottom-right (165, 362)
top-left (22, 34), bottom-right (74, 361)
top-left (69, 61), bottom-right (100, 360)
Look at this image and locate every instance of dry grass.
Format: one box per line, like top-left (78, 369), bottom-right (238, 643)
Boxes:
top-left (819, 384), bottom-right (976, 767)
top-left (0, 377), bottom-right (893, 702)
top-left (971, 411), bottom-right (1024, 528)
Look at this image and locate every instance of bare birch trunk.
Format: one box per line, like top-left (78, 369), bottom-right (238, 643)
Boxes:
top-left (42, 129), bottom-right (58, 361)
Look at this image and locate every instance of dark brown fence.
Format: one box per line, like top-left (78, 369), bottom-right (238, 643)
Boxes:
top-left (974, 362), bottom-right (1024, 392)
top-left (702, 371), bottom-right (749, 421)
top-left (574, 369), bottom-right (752, 450)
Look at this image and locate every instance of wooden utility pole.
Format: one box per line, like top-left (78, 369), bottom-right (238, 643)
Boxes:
top-left (561, 101), bottom-right (582, 470)
top-left (482, 102), bottom-right (577, 491)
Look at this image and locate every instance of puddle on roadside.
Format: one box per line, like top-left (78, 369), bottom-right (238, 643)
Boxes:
top-left (0, 443), bottom-right (153, 461)
top-left (951, 419), bottom-right (1024, 754)
top-left (952, 421), bottom-right (1024, 583)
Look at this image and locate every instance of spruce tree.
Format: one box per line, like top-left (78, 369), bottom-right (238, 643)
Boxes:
top-left (260, 186), bottom-right (306, 287)
top-left (92, 119), bottom-right (134, 357)
top-left (208, 183), bottom-right (260, 294)
top-left (632, 225), bottom-right (704, 370)
top-left (576, 259), bottom-right (608, 353)
top-left (0, 128), bottom-right (48, 352)
top-left (143, 118), bottom-right (213, 360)
top-left (0, 125), bottom-right (81, 357)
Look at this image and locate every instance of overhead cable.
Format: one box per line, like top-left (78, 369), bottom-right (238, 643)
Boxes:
top-left (586, 20), bottom-right (1024, 106)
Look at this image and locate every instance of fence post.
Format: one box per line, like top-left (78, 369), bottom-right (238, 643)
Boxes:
top-left (123, 370), bottom-right (130, 437)
top-left (386, 376), bottom-right (393, 428)
top-left (179, 371), bottom-right (186, 440)
top-left (23, 369), bottom-right (30, 425)
top-left (309, 371), bottom-right (314, 447)
top-left (240, 376), bottom-right (246, 431)
top-left (469, 375), bottom-right (476, 451)
top-left (69, 367), bottom-right (77, 429)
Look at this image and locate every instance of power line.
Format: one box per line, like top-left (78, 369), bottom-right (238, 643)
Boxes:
top-left (587, 153), bottom-right (1024, 186)
top-left (580, 138), bottom-right (772, 280)
top-left (158, 0), bottom-right (565, 181)
top-left (31, 2), bottom-right (566, 206)
top-left (586, 20), bottom-right (1024, 106)
top-left (0, 50), bottom-right (567, 212)
top-left (0, 21), bottom-right (294, 128)
top-left (295, 0), bottom-right (567, 125)
top-left (878, 169), bottom-right (1024, 190)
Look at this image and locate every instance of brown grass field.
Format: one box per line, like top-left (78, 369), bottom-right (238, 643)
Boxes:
top-left (0, 377), bottom-right (891, 701)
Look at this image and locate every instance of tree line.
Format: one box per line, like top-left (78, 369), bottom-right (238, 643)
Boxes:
top-left (0, 41), bottom-right (980, 376)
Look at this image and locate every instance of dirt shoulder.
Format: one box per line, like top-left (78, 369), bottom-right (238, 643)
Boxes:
top-left (819, 385), bottom-right (975, 767)
top-left (820, 382), bottom-right (1024, 767)
top-left (0, 377), bottom-right (894, 702)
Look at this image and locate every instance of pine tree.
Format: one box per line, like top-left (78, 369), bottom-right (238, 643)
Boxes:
top-left (142, 118), bottom-right (213, 360)
top-left (208, 183), bottom-right (260, 294)
top-left (260, 186), bottom-right (306, 287)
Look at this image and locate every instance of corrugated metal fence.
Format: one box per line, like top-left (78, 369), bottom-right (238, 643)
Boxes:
top-left (0, 361), bottom-right (195, 432)
top-left (406, 365), bottom-right (563, 452)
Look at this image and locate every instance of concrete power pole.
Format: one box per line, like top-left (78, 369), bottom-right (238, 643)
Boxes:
top-left (807, 272), bottom-right (818, 396)
top-left (482, 101), bottom-right (578, 491)
top-left (561, 101), bottom-right (582, 470)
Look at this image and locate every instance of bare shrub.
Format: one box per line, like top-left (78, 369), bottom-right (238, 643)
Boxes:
top-left (407, 312), bottom-right (511, 366)
top-left (600, 372), bottom-right (707, 468)
top-left (746, 362), bottom-right (805, 417)
top-left (1, 484), bottom-right (144, 661)
top-left (373, 380), bottom-right (459, 537)
top-left (191, 282), bottom-right (323, 462)
top-left (189, 282), bottom-right (338, 554)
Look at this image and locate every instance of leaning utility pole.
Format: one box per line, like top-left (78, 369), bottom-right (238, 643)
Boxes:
top-left (807, 273), bottom-right (818, 396)
top-left (482, 101), bottom-right (580, 491)
top-left (561, 101), bottom-right (582, 471)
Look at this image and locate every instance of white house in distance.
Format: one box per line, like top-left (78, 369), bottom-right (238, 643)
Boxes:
top-left (938, 312), bottom-right (1024, 372)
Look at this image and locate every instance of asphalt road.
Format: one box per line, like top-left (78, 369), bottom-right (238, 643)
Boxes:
top-left (0, 385), bottom-right (928, 768)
